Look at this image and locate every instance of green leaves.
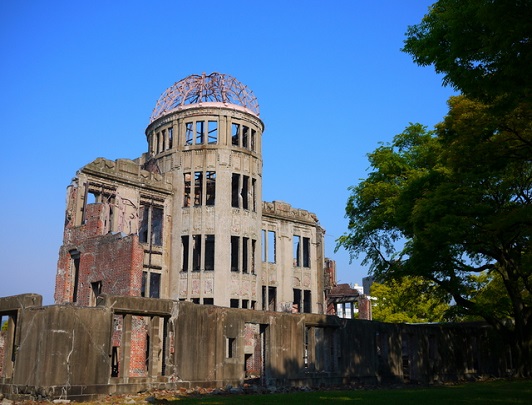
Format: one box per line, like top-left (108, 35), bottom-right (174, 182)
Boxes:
top-left (403, 0), bottom-right (532, 107)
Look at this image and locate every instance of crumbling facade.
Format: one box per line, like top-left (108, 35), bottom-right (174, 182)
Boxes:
top-left (0, 294), bottom-right (513, 401)
top-left (0, 73), bottom-right (515, 401)
top-left (55, 73), bottom-right (326, 312)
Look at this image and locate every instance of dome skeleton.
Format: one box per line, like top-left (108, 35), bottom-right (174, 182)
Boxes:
top-left (150, 72), bottom-right (260, 123)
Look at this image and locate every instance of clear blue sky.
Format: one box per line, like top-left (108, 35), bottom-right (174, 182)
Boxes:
top-left (0, 1), bottom-right (455, 304)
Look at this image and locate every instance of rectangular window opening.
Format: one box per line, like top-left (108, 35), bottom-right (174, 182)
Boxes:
top-left (183, 173), bottom-right (191, 207)
top-left (268, 287), bottom-right (277, 311)
top-left (231, 173), bottom-right (240, 208)
top-left (293, 235), bottom-right (301, 267)
top-left (206, 171), bottom-right (216, 206)
top-left (181, 235), bottom-right (189, 272)
top-left (268, 231), bottom-right (276, 264)
top-left (251, 239), bottom-right (256, 274)
top-left (194, 172), bottom-right (202, 206)
top-left (185, 122), bottom-right (194, 145)
top-left (71, 251), bottom-right (80, 303)
top-left (90, 280), bottom-right (102, 306)
top-left (192, 235), bottom-right (201, 271)
top-left (230, 299), bottom-right (239, 308)
top-left (243, 237), bottom-right (249, 274)
top-left (242, 175), bottom-right (249, 210)
top-left (208, 121), bottom-right (218, 144)
top-left (204, 298), bottom-right (214, 305)
top-left (196, 121), bottom-right (204, 144)
top-left (227, 337), bottom-right (236, 358)
top-left (168, 127), bottom-right (173, 149)
top-left (242, 126), bottom-right (249, 148)
top-left (251, 179), bottom-right (256, 212)
top-left (231, 123), bottom-right (240, 146)
top-left (205, 235), bottom-right (215, 271)
top-left (304, 290), bottom-right (311, 313)
top-left (251, 129), bottom-right (256, 151)
top-left (150, 273), bottom-right (161, 298)
top-left (231, 236), bottom-right (239, 272)
top-left (293, 288), bottom-right (301, 313)
top-left (303, 237), bottom-right (310, 268)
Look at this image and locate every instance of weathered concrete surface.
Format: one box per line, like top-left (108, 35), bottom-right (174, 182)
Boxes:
top-left (1, 294), bottom-right (512, 401)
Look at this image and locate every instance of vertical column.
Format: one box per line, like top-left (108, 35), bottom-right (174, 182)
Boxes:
top-left (120, 314), bottom-right (131, 380)
top-left (148, 316), bottom-right (161, 378)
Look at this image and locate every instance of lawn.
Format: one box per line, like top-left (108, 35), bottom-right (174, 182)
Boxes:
top-left (166, 379), bottom-right (531, 404)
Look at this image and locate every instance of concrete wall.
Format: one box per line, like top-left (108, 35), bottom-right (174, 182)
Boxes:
top-left (0, 294), bottom-right (512, 401)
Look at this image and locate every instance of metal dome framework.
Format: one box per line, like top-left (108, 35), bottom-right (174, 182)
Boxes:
top-left (150, 72), bottom-right (260, 123)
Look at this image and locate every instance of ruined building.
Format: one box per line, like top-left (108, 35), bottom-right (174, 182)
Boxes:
top-left (0, 73), bottom-right (514, 402)
top-left (55, 72), bottom-right (325, 313)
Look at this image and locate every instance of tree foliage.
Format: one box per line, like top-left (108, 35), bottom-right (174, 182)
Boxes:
top-left (403, 0), bottom-right (532, 107)
top-left (337, 96), bottom-right (532, 375)
top-left (370, 276), bottom-right (450, 323)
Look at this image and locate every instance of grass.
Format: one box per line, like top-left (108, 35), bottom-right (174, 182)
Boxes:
top-left (164, 379), bottom-right (532, 404)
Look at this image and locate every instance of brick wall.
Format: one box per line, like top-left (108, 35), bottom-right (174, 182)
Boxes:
top-left (55, 205), bottom-right (144, 305)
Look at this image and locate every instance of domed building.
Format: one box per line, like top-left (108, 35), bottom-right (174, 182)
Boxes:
top-left (55, 73), bottom-right (327, 313)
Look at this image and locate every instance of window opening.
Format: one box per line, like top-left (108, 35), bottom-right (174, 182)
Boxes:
top-left (149, 273), bottom-right (161, 298)
top-left (206, 171), bottom-right (216, 206)
top-left (208, 121), bottom-right (218, 144)
top-left (192, 298), bottom-right (200, 304)
top-left (227, 337), bottom-right (236, 358)
top-left (303, 237), bottom-right (310, 268)
top-left (304, 327), bottom-right (310, 368)
top-left (242, 300), bottom-right (249, 309)
top-left (232, 123), bottom-right (240, 146)
top-left (231, 236), bottom-right (239, 272)
top-left (242, 126), bottom-right (249, 148)
top-left (205, 235), bottom-right (215, 271)
top-left (268, 287), bottom-right (277, 311)
top-left (185, 122), bottom-right (193, 145)
top-left (142, 272), bottom-right (160, 297)
top-left (251, 129), bottom-right (256, 151)
top-left (230, 299), bottom-right (239, 308)
top-left (194, 172), bottom-right (202, 206)
top-left (251, 239), bottom-right (256, 274)
top-left (204, 298), bottom-right (214, 305)
top-left (304, 290), bottom-right (311, 313)
top-left (196, 121), bottom-right (204, 144)
top-left (293, 289), bottom-right (301, 313)
top-left (90, 281), bottom-right (102, 306)
top-left (293, 235), bottom-right (301, 267)
top-left (181, 236), bottom-right (189, 272)
top-left (268, 231), bottom-right (276, 263)
top-left (252, 179), bottom-right (257, 212)
top-left (161, 129), bottom-right (166, 151)
top-left (139, 204), bottom-right (163, 246)
top-left (71, 251), bottom-right (80, 303)
top-left (243, 237), bottom-right (249, 273)
top-left (192, 235), bottom-right (201, 271)
top-left (168, 127), bottom-right (173, 149)
top-left (183, 173), bottom-right (191, 207)
top-left (231, 174), bottom-right (240, 208)
top-left (242, 175), bottom-right (249, 210)
top-left (111, 347), bottom-right (119, 377)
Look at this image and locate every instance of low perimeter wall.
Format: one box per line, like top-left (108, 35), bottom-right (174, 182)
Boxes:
top-left (0, 294), bottom-right (511, 401)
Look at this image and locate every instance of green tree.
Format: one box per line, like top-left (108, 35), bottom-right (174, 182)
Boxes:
top-left (403, 0), bottom-right (532, 107)
top-left (337, 96), bottom-right (532, 376)
top-left (370, 276), bottom-right (449, 323)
